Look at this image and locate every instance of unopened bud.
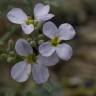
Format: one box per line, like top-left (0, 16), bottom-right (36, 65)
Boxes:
top-left (30, 41), bottom-right (37, 47)
top-left (38, 34), bottom-right (45, 40)
top-left (38, 40), bottom-right (44, 45)
top-left (9, 51), bottom-right (15, 56)
top-left (27, 38), bottom-right (32, 42)
top-left (7, 57), bottom-right (15, 63)
top-left (7, 39), bottom-right (14, 51)
top-left (0, 53), bottom-right (7, 60)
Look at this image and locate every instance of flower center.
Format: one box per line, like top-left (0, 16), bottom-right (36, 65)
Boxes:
top-left (25, 54), bottom-right (36, 64)
top-left (26, 16), bottom-right (39, 26)
top-left (51, 37), bottom-right (61, 47)
top-left (26, 16), bottom-right (33, 25)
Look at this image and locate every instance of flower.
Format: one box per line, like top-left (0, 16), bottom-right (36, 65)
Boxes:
top-left (11, 39), bottom-right (59, 84)
top-left (7, 3), bottom-right (54, 34)
top-left (39, 21), bottom-right (76, 60)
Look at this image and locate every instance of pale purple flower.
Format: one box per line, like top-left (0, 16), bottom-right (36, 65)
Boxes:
top-left (39, 21), bottom-right (76, 60)
top-left (11, 39), bottom-right (59, 84)
top-left (7, 3), bottom-right (54, 34)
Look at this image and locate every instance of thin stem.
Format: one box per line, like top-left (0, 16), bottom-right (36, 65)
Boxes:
top-left (27, 0), bottom-right (35, 16)
top-left (0, 26), bottom-right (18, 45)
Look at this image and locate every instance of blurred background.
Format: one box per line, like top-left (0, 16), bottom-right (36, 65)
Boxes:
top-left (1, 0), bottom-right (96, 96)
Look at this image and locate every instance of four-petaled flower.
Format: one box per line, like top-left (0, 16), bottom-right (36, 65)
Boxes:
top-left (11, 39), bottom-right (59, 84)
top-left (7, 3), bottom-right (54, 34)
top-left (39, 21), bottom-right (76, 60)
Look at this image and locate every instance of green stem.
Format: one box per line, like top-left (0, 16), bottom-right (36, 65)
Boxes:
top-left (27, 0), bottom-right (35, 15)
top-left (0, 26), bottom-right (18, 45)
top-left (27, 0), bottom-right (35, 6)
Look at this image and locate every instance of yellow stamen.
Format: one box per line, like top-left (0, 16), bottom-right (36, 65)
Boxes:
top-left (51, 37), bottom-right (61, 46)
top-left (25, 54), bottom-right (36, 64)
top-left (26, 17), bottom-right (33, 25)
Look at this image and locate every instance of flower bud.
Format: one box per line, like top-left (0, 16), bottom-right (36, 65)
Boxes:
top-left (7, 39), bottom-right (14, 51)
top-left (30, 40), bottom-right (37, 47)
top-left (7, 57), bottom-right (15, 63)
top-left (26, 38), bottom-right (32, 42)
top-left (38, 40), bottom-right (44, 45)
top-left (38, 34), bottom-right (45, 40)
top-left (0, 53), bottom-right (7, 60)
top-left (9, 51), bottom-right (15, 56)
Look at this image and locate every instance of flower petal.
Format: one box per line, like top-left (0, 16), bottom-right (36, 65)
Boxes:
top-left (56, 43), bottom-right (73, 60)
top-left (36, 14), bottom-right (54, 21)
top-left (34, 3), bottom-right (50, 18)
top-left (58, 23), bottom-right (76, 40)
top-left (15, 39), bottom-right (33, 56)
top-left (39, 42), bottom-right (55, 57)
top-left (21, 24), bottom-right (34, 34)
top-left (32, 64), bottom-right (49, 84)
top-left (11, 61), bottom-right (31, 82)
top-left (43, 21), bottom-right (58, 39)
top-left (34, 3), bottom-right (44, 16)
top-left (7, 8), bottom-right (27, 24)
top-left (37, 53), bottom-right (59, 66)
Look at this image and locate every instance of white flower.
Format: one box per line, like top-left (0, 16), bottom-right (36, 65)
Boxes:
top-left (39, 21), bottom-right (76, 60)
top-left (7, 3), bottom-right (54, 34)
top-left (11, 39), bottom-right (59, 84)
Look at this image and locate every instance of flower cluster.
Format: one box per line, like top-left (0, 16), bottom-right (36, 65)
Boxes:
top-left (7, 3), bottom-right (76, 84)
